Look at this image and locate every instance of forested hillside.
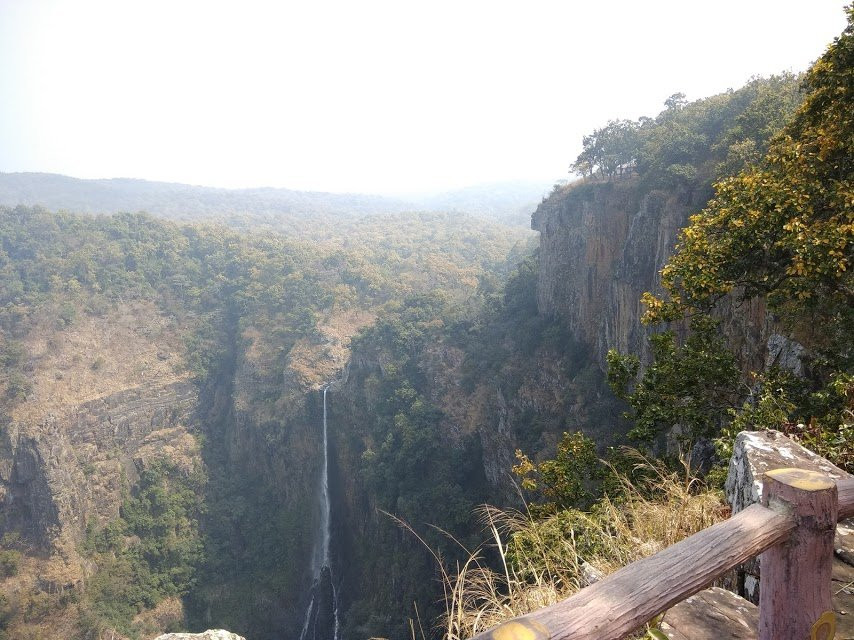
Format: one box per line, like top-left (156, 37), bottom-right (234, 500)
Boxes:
top-left (0, 206), bottom-right (531, 639)
top-left (0, 174), bottom-right (550, 229)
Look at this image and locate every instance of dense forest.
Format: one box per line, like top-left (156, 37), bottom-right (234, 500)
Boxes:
top-left (0, 8), bottom-right (851, 640)
top-left (0, 204), bottom-right (532, 639)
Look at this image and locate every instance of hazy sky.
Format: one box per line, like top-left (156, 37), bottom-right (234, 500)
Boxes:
top-left (0, 1), bottom-right (847, 194)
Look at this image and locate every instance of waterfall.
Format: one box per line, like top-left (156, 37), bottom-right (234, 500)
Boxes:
top-left (298, 387), bottom-right (340, 640)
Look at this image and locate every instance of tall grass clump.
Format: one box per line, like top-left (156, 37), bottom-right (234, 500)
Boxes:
top-left (427, 450), bottom-right (728, 640)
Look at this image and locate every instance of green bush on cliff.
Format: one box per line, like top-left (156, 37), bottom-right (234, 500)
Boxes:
top-left (609, 8), bottom-right (854, 470)
top-left (82, 459), bottom-right (205, 637)
top-left (0, 551), bottom-right (20, 578)
top-left (512, 431), bottom-right (602, 515)
top-left (606, 316), bottom-right (739, 445)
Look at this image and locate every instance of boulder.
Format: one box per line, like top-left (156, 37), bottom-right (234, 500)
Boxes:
top-left (724, 429), bottom-right (854, 638)
top-left (154, 631), bottom-right (246, 640)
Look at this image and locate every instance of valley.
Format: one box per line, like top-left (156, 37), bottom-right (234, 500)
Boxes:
top-left (0, 10), bottom-right (852, 640)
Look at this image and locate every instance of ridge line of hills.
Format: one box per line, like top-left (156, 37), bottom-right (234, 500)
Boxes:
top-left (0, 171), bottom-right (555, 225)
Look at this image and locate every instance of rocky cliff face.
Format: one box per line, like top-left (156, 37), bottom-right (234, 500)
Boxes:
top-left (0, 303), bottom-right (201, 593)
top-left (0, 379), bottom-right (199, 556)
top-left (532, 178), bottom-right (777, 374)
top-left (534, 180), bottom-right (688, 366)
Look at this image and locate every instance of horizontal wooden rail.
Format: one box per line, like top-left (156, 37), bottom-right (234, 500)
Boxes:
top-left (473, 472), bottom-right (854, 640)
top-left (472, 503), bottom-right (794, 640)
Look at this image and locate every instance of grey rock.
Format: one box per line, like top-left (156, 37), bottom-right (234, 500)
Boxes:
top-left (764, 333), bottom-right (805, 376)
top-left (725, 429), bottom-right (846, 517)
top-left (154, 631), bottom-right (246, 640)
top-left (725, 429), bottom-right (851, 607)
top-left (532, 181), bottom-right (781, 375)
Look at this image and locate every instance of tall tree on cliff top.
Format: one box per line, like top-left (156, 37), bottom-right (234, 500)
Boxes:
top-left (613, 7), bottom-right (853, 461)
top-left (643, 6), bottom-right (853, 364)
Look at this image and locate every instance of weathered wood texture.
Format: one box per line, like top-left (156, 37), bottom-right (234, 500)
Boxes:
top-left (725, 430), bottom-right (851, 604)
top-left (759, 468), bottom-right (838, 640)
top-left (660, 587), bottom-right (758, 640)
top-left (838, 476), bottom-right (854, 520)
top-left (471, 504), bottom-right (794, 640)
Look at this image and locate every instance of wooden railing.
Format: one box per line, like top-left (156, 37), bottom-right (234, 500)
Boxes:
top-left (471, 469), bottom-right (854, 640)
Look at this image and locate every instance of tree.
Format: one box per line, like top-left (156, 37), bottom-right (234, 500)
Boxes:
top-left (571, 120), bottom-right (639, 179)
top-left (607, 317), bottom-right (739, 444)
top-left (513, 431), bottom-right (602, 514)
top-left (644, 8), bottom-right (854, 371)
top-left (664, 92), bottom-right (688, 112)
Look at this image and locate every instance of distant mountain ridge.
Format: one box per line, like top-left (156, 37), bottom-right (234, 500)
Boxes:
top-left (0, 172), bottom-right (553, 224)
top-left (0, 172), bottom-right (413, 219)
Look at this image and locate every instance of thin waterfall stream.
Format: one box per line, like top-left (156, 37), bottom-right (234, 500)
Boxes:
top-left (298, 387), bottom-right (340, 640)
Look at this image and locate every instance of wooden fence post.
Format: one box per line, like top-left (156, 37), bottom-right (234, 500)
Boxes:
top-left (759, 468), bottom-right (838, 640)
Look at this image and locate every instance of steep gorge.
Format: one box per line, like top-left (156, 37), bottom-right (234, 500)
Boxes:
top-left (0, 204), bottom-right (534, 639)
top-left (0, 69), bottom-right (825, 640)
top-left (322, 76), bottom-right (819, 638)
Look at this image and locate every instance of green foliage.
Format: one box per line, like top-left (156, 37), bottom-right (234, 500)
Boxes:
top-left (512, 431), bottom-right (602, 514)
top-left (715, 372), bottom-right (854, 473)
top-left (82, 459), bottom-right (205, 637)
top-left (340, 247), bottom-right (627, 638)
top-left (0, 592), bottom-right (11, 635)
top-left (5, 372), bottom-right (31, 401)
top-left (571, 75), bottom-right (802, 191)
top-left (607, 317), bottom-right (739, 444)
top-left (0, 551), bottom-right (20, 577)
top-left (504, 508), bottom-right (601, 582)
top-left (571, 119), bottom-right (640, 179)
top-left (353, 295), bottom-right (482, 532)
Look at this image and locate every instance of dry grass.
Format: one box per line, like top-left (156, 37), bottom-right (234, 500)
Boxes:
top-left (581, 452), bottom-right (729, 574)
top-left (15, 299), bottom-right (188, 424)
top-left (406, 450), bottom-right (729, 640)
top-left (284, 307), bottom-right (376, 391)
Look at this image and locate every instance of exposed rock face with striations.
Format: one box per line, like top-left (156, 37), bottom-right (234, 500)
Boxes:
top-left (0, 303), bottom-right (202, 593)
top-left (0, 380), bottom-right (201, 585)
top-left (532, 178), bottom-right (783, 374)
top-left (533, 180), bottom-right (696, 366)
top-left (534, 182), bottom-right (633, 360)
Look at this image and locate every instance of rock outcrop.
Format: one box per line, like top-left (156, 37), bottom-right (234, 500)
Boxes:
top-left (154, 631), bottom-right (246, 640)
top-left (724, 429), bottom-right (854, 638)
top-left (533, 181), bottom-right (679, 366)
top-left (532, 179), bottom-right (782, 375)
top-left (0, 379), bottom-right (200, 578)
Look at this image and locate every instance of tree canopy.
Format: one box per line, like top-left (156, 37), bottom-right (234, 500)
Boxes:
top-left (644, 8), bottom-right (853, 369)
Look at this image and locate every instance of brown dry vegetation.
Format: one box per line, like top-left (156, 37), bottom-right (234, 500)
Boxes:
top-left (14, 300), bottom-right (188, 425)
top-left (286, 308), bottom-right (377, 390)
top-left (438, 455), bottom-right (728, 640)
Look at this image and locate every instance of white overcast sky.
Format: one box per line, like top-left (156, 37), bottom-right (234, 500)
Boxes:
top-left (0, 0), bottom-right (847, 194)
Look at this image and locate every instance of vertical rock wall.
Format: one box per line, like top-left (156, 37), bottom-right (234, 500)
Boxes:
top-left (532, 178), bottom-right (778, 373)
top-left (0, 380), bottom-right (200, 551)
